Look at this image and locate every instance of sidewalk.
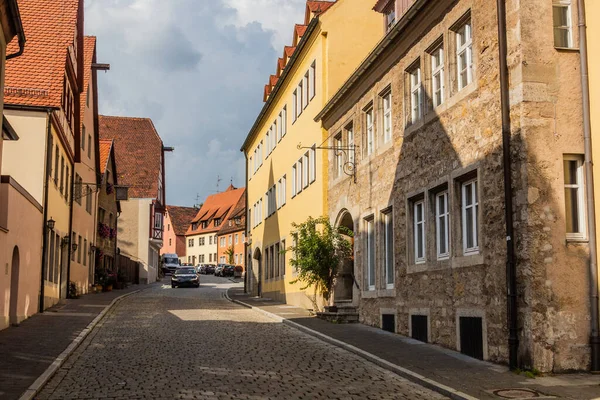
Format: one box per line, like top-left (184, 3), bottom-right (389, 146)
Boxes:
top-left (228, 287), bottom-right (600, 400)
top-left (0, 285), bottom-right (144, 400)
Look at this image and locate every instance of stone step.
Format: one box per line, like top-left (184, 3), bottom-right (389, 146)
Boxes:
top-left (316, 311), bottom-right (359, 323)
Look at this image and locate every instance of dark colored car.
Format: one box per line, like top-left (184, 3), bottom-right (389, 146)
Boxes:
top-left (205, 264), bottom-right (215, 275)
top-left (171, 267), bottom-right (200, 288)
top-left (222, 265), bottom-right (235, 277)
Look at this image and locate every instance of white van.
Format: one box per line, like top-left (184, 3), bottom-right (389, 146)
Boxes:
top-left (161, 253), bottom-right (180, 274)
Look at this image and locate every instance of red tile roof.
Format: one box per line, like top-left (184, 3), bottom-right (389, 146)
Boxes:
top-left (217, 191), bottom-right (246, 236)
top-left (295, 24), bottom-right (308, 38)
top-left (80, 36), bottom-right (96, 125)
top-left (187, 185), bottom-right (245, 236)
top-left (4, 0), bottom-right (80, 108)
top-left (98, 115), bottom-right (164, 199)
top-left (167, 205), bottom-right (199, 236)
top-left (99, 139), bottom-right (113, 174)
top-left (269, 74), bottom-right (278, 87)
top-left (284, 46), bottom-right (296, 58)
top-left (306, 1), bottom-right (335, 16)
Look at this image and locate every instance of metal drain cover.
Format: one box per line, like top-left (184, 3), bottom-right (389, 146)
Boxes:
top-left (492, 388), bottom-right (550, 399)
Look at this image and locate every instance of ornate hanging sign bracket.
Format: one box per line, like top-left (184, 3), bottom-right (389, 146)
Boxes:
top-left (297, 142), bottom-right (358, 183)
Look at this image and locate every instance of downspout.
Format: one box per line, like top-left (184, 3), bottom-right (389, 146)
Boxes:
top-left (496, 0), bottom-right (519, 369)
top-left (39, 111), bottom-right (53, 312)
top-left (577, 0), bottom-right (600, 371)
top-left (5, 0), bottom-right (25, 60)
top-left (244, 151), bottom-right (249, 293)
top-left (66, 156), bottom-right (75, 298)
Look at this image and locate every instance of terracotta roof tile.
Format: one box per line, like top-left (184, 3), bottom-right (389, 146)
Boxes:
top-left (295, 24), bottom-right (308, 38)
top-left (217, 191), bottom-right (246, 236)
top-left (167, 206), bottom-right (199, 236)
top-left (5, 0), bottom-right (80, 108)
top-left (269, 74), bottom-right (278, 87)
top-left (307, 0), bottom-right (335, 15)
top-left (187, 186), bottom-right (245, 236)
top-left (99, 139), bottom-right (113, 174)
top-left (80, 36), bottom-right (96, 125)
top-left (99, 115), bottom-right (164, 199)
top-left (284, 46), bottom-right (296, 58)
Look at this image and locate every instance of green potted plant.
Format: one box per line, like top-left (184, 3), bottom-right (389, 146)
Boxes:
top-left (289, 216), bottom-right (353, 312)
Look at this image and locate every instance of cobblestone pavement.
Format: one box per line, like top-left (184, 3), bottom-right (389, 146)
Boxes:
top-left (36, 275), bottom-right (447, 400)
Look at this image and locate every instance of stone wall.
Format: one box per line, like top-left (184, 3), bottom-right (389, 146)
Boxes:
top-left (324, 0), bottom-right (589, 371)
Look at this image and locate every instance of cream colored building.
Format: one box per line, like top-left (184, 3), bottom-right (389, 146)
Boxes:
top-left (241, 0), bottom-right (383, 309)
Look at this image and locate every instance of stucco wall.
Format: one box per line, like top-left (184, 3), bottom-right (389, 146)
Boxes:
top-left (186, 232), bottom-right (217, 265)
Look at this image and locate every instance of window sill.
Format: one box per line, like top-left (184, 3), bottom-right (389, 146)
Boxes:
top-left (554, 46), bottom-right (579, 52)
top-left (566, 237), bottom-right (589, 244)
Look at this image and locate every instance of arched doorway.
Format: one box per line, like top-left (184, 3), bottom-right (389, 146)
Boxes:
top-left (334, 210), bottom-right (355, 302)
top-left (253, 247), bottom-right (262, 297)
top-left (9, 246), bottom-right (20, 325)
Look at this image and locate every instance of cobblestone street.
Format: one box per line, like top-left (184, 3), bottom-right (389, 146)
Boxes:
top-left (36, 276), bottom-right (446, 400)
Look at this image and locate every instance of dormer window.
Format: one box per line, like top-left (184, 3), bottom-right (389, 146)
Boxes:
top-left (192, 223), bottom-right (198, 231)
top-left (235, 218), bottom-right (241, 225)
top-left (214, 218), bottom-right (222, 227)
top-left (201, 221), bottom-right (208, 229)
top-left (385, 8), bottom-right (396, 32)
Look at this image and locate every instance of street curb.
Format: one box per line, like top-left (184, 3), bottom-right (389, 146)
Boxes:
top-left (225, 288), bottom-right (478, 400)
top-left (18, 289), bottom-right (143, 400)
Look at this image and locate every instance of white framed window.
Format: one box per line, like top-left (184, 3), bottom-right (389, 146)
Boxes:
top-left (297, 159), bottom-right (303, 193)
top-left (553, 1), bottom-right (572, 48)
top-left (235, 234), bottom-right (238, 245)
top-left (462, 178), bottom-right (479, 254)
top-left (266, 131), bottom-right (271, 155)
top-left (188, 238), bottom-right (194, 247)
top-left (265, 191), bottom-right (270, 217)
top-left (228, 235), bottom-right (232, 245)
top-left (292, 91), bottom-right (298, 122)
top-left (277, 114), bottom-right (282, 142)
top-left (272, 123), bottom-right (276, 151)
top-left (309, 145), bottom-right (316, 183)
top-left (410, 64), bottom-right (422, 123)
top-left (309, 61), bottom-right (316, 100)
top-left (292, 165), bottom-right (297, 197)
top-left (365, 216), bottom-right (375, 290)
top-left (414, 200), bottom-right (426, 263)
top-left (282, 106), bottom-right (287, 136)
top-left (386, 8), bottom-right (396, 32)
top-left (383, 209), bottom-right (394, 289)
top-left (303, 72), bottom-right (309, 109)
top-left (456, 21), bottom-right (473, 90)
top-left (335, 133), bottom-right (343, 178)
top-left (382, 90), bottom-right (392, 143)
top-left (303, 153), bottom-right (309, 189)
top-left (431, 44), bottom-right (444, 107)
top-left (347, 125), bottom-right (355, 164)
top-left (281, 175), bottom-right (287, 206)
top-left (297, 81), bottom-right (303, 117)
top-left (564, 155), bottom-right (586, 239)
top-left (436, 191), bottom-right (450, 259)
top-left (366, 106), bottom-right (374, 155)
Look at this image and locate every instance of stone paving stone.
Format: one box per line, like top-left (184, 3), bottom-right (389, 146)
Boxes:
top-left (37, 276), bottom-right (446, 399)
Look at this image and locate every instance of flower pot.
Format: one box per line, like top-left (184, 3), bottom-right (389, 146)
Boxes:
top-left (95, 284), bottom-right (103, 292)
top-left (103, 284), bottom-right (113, 292)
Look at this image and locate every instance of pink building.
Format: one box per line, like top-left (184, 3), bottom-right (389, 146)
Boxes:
top-left (161, 205), bottom-right (198, 262)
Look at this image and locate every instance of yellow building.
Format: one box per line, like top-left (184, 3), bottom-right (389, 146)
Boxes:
top-left (241, 0), bottom-right (383, 309)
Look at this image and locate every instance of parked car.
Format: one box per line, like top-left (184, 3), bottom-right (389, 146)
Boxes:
top-left (222, 265), bottom-right (235, 277)
top-left (161, 254), bottom-right (180, 274)
top-left (214, 265), bottom-right (225, 277)
top-left (171, 267), bottom-right (200, 288)
top-left (196, 265), bottom-right (206, 274)
top-left (204, 264), bottom-right (215, 275)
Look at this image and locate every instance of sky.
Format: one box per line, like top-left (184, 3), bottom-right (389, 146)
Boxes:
top-left (85, 0), bottom-right (308, 207)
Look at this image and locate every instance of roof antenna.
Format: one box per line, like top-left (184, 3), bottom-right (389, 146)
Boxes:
top-left (216, 175), bottom-right (222, 192)
top-left (194, 193), bottom-right (201, 209)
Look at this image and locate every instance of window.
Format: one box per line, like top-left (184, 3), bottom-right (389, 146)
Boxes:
top-left (462, 179), bottom-right (479, 254)
top-left (54, 145), bottom-right (59, 185)
top-left (335, 133), bottom-right (343, 177)
top-left (292, 90), bottom-right (298, 122)
top-left (282, 106), bottom-right (287, 137)
top-left (365, 217), bottom-right (375, 290)
top-left (365, 106), bottom-right (374, 155)
top-left (381, 90), bottom-right (392, 143)
top-left (214, 218), bottom-right (221, 227)
top-left (189, 238), bottom-right (194, 247)
top-left (200, 237), bottom-right (205, 245)
top-left (209, 253), bottom-right (212, 262)
top-left (266, 131), bottom-right (271, 155)
top-left (410, 64), bottom-right (422, 123)
top-left (235, 234), bottom-right (239, 245)
top-left (65, 166), bottom-right (70, 200)
top-left (85, 185), bottom-right (92, 214)
top-left (347, 125), bottom-right (355, 164)
top-left (431, 44), bottom-right (444, 107)
top-left (303, 73), bottom-right (309, 109)
top-left (292, 165), bottom-right (297, 197)
top-left (280, 175), bottom-right (287, 207)
top-left (297, 81), bottom-right (303, 117)
top-left (220, 237), bottom-right (225, 247)
top-left (83, 239), bottom-right (87, 266)
top-left (309, 61), bottom-right (316, 100)
top-left (564, 155), bottom-right (585, 239)
top-left (553, 1), bottom-right (572, 48)
top-left (60, 156), bottom-right (65, 194)
top-left (277, 114), bottom-right (282, 142)
top-left (414, 200), bottom-right (425, 263)
top-left (228, 235), bottom-right (232, 245)
top-left (77, 235), bottom-right (82, 263)
top-left (88, 134), bottom-right (92, 159)
top-left (280, 239), bottom-right (286, 276)
top-left (383, 209), bottom-right (394, 289)
top-left (71, 232), bottom-right (76, 261)
top-left (169, 238), bottom-right (172, 246)
top-left (209, 235), bottom-right (213, 245)
top-left (302, 153), bottom-right (309, 189)
top-left (309, 146), bottom-right (316, 184)
top-left (456, 20), bottom-right (473, 90)
top-left (436, 191), bottom-right (450, 259)
top-left (81, 125), bottom-right (86, 150)
top-left (296, 159), bottom-right (303, 194)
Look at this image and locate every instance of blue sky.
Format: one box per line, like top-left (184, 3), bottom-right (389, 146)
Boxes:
top-left (85, 0), bottom-right (307, 206)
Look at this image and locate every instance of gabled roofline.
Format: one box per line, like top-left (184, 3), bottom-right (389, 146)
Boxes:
top-left (240, 16), bottom-right (319, 152)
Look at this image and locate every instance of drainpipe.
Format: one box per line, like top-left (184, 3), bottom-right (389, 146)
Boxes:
top-left (244, 152), bottom-right (249, 293)
top-left (39, 111), bottom-right (53, 313)
top-left (577, 0), bottom-right (600, 372)
top-left (496, 0), bottom-right (519, 370)
top-left (5, 0), bottom-right (25, 60)
top-left (66, 156), bottom-right (75, 298)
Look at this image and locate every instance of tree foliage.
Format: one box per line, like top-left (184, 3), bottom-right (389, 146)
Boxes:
top-left (289, 216), bottom-right (353, 308)
top-left (225, 245), bottom-right (235, 264)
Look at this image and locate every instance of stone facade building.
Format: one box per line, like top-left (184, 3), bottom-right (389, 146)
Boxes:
top-left (317, 0), bottom-right (592, 371)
